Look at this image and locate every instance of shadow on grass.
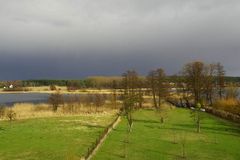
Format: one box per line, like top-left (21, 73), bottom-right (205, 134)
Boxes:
top-left (144, 122), bottom-right (240, 137)
top-left (144, 124), bottom-right (196, 134)
top-left (133, 119), bottom-right (160, 124)
top-left (145, 148), bottom-right (180, 159)
top-left (173, 123), bottom-right (240, 136)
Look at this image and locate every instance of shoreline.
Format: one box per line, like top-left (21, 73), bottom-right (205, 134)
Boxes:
top-left (0, 89), bottom-right (116, 94)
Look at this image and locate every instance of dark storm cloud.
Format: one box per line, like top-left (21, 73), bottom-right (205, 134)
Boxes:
top-left (0, 0), bottom-right (240, 79)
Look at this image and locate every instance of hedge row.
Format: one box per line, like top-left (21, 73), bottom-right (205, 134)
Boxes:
top-left (84, 115), bottom-right (120, 160)
top-left (205, 107), bottom-right (240, 123)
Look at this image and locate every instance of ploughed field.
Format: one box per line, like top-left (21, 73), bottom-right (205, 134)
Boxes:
top-left (93, 109), bottom-right (240, 160)
top-left (0, 113), bottom-right (117, 160)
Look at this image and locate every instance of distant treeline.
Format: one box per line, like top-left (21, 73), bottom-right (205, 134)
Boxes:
top-left (168, 76), bottom-right (240, 85)
top-left (21, 76), bottom-right (123, 89)
top-left (23, 80), bottom-right (69, 86)
top-left (1, 76), bottom-right (240, 89)
top-left (224, 77), bottom-right (240, 84)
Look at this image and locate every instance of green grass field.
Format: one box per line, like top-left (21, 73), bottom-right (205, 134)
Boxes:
top-left (0, 114), bottom-right (116, 160)
top-left (93, 108), bottom-right (240, 160)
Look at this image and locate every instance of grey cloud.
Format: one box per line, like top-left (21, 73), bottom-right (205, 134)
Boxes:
top-left (0, 0), bottom-right (240, 79)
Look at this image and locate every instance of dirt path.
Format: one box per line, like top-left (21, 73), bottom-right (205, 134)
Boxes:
top-left (83, 116), bottom-right (121, 160)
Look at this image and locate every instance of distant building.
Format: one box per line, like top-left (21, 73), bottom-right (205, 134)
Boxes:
top-left (9, 84), bottom-right (14, 89)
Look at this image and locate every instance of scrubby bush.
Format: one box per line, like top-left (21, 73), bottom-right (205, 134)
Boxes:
top-left (225, 86), bottom-right (239, 99)
top-left (63, 96), bottom-right (81, 114)
top-left (213, 98), bottom-right (240, 115)
top-left (0, 106), bottom-right (5, 119)
top-left (6, 109), bottom-right (16, 121)
top-left (48, 91), bottom-right (64, 112)
top-left (50, 85), bottom-right (57, 91)
top-left (93, 94), bottom-right (106, 112)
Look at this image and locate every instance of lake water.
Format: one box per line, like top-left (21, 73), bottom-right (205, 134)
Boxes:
top-left (0, 93), bottom-right (50, 106)
top-left (0, 93), bottom-right (108, 106)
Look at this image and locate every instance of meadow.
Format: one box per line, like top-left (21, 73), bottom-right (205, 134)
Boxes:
top-left (0, 95), bottom-right (239, 160)
top-left (0, 109), bottom-right (117, 160)
top-left (93, 108), bottom-right (240, 160)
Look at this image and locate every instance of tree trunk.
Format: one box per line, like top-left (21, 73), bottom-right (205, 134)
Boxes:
top-left (161, 117), bottom-right (164, 123)
top-left (158, 93), bottom-right (161, 109)
top-left (197, 119), bottom-right (200, 133)
top-left (152, 88), bottom-right (157, 109)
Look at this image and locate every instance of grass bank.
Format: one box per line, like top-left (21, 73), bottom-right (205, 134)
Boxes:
top-left (0, 112), bottom-right (117, 160)
top-left (93, 108), bottom-right (240, 160)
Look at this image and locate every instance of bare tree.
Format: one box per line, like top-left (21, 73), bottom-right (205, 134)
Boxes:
top-left (122, 70), bottom-right (140, 132)
top-left (182, 61), bottom-right (227, 107)
top-left (182, 61), bottom-right (206, 105)
top-left (191, 103), bottom-right (204, 133)
top-left (216, 62), bottom-right (225, 99)
top-left (111, 80), bottom-right (118, 109)
top-left (147, 70), bottom-right (158, 108)
top-left (93, 94), bottom-right (105, 112)
top-left (147, 68), bottom-right (169, 123)
top-left (147, 68), bottom-right (169, 109)
top-left (137, 78), bottom-right (144, 108)
top-left (48, 91), bottom-right (64, 112)
top-left (203, 64), bottom-right (216, 106)
top-left (155, 68), bottom-right (169, 108)
top-left (174, 74), bottom-right (192, 107)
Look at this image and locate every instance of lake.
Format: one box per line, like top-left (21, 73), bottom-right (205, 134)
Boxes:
top-left (0, 93), bottom-right (50, 106)
top-left (0, 93), bottom-right (109, 106)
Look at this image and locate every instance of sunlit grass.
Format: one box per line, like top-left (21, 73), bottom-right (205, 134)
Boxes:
top-left (0, 111), bottom-right (117, 160)
top-left (93, 108), bottom-right (240, 160)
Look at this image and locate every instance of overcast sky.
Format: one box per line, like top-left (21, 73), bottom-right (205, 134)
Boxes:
top-left (0, 0), bottom-right (240, 80)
